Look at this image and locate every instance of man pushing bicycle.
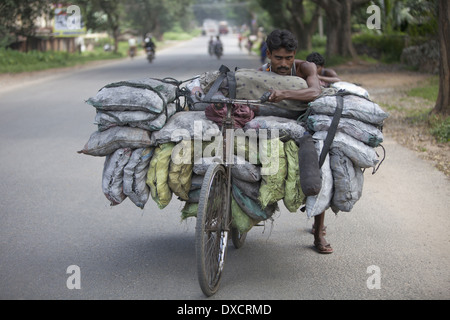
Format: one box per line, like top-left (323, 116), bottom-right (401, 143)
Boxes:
top-left (258, 29), bottom-right (333, 254)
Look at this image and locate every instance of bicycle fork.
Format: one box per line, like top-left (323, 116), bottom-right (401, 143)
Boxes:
top-left (218, 104), bottom-right (235, 272)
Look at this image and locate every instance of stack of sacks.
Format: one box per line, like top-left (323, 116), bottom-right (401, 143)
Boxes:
top-left (146, 113), bottom-right (308, 233)
top-left (78, 74), bottom-right (387, 235)
top-left (78, 77), bottom-right (179, 208)
top-left (146, 111), bottom-right (308, 233)
top-left (179, 135), bottom-right (306, 234)
top-left (304, 83), bottom-right (389, 217)
top-left (145, 111), bottom-right (220, 211)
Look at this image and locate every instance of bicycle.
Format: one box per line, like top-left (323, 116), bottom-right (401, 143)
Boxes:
top-left (195, 91), bottom-right (271, 296)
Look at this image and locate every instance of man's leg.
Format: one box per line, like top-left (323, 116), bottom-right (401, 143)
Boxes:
top-left (313, 211), bottom-right (333, 254)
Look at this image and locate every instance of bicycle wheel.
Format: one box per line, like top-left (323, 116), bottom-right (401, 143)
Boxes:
top-left (231, 226), bottom-right (247, 249)
top-left (195, 162), bottom-right (230, 296)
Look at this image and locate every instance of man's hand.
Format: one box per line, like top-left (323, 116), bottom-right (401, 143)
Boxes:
top-left (268, 89), bottom-right (285, 103)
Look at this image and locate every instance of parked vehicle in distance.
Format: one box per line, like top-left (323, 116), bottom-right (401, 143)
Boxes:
top-left (219, 21), bottom-right (229, 35)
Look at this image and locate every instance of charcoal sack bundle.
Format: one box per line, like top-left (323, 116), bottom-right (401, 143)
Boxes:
top-left (78, 77), bottom-right (180, 208)
top-left (303, 87), bottom-right (389, 217)
top-left (192, 68), bottom-right (309, 119)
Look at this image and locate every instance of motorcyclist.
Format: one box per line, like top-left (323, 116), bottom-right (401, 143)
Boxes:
top-left (128, 36), bottom-right (137, 58)
top-left (144, 36), bottom-right (156, 53)
top-left (144, 36), bottom-right (156, 62)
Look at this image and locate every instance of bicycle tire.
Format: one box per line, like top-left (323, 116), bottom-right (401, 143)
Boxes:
top-left (195, 163), bottom-right (229, 296)
top-left (231, 227), bottom-right (247, 249)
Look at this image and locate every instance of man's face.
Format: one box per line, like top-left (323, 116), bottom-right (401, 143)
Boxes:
top-left (267, 48), bottom-right (296, 76)
top-left (316, 65), bottom-right (323, 74)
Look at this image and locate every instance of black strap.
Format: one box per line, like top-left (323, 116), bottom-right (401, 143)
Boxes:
top-left (319, 95), bottom-right (344, 168)
top-left (226, 70), bottom-right (236, 99)
top-left (203, 65), bottom-right (230, 101)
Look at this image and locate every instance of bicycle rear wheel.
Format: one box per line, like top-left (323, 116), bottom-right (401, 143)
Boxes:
top-left (195, 162), bottom-right (230, 296)
top-left (231, 226), bottom-right (247, 249)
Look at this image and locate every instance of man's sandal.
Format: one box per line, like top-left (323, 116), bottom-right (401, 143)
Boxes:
top-left (314, 241), bottom-right (333, 254)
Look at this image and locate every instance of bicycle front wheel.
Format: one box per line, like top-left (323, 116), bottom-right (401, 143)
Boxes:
top-left (195, 162), bottom-right (229, 297)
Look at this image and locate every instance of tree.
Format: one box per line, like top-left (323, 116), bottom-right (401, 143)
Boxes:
top-left (311, 0), bottom-right (370, 58)
top-left (0, 0), bottom-right (52, 49)
top-left (289, 0), bottom-right (320, 51)
top-left (78, 0), bottom-right (123, 53)
top-left (257, 0), bottom-right (320, 51)
top-left (124, 0), bottom-right (194, 41)
top-left (434, 0), bottom-right (450, 115)
top-left (99, 0), bottom-right (122, 53)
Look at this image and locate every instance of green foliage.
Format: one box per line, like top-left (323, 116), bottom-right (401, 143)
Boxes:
top-left (0, 0), bottom-right (53, 48)
top-left (162, 24), bottom-right (200, 41)
top-left (406, 108), bottom-right (450, 143)
top-left (352, 32), bottom-right (406, 63)
top-left (405, 0), bottom-right (439, 37)
top-left (429, 116), bottom-right (450, 143)
top-left (295, 35), bottom-right (352, 67)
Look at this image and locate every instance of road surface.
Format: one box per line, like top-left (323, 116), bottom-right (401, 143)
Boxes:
top-left (0, 35), bottom-right (449, 301)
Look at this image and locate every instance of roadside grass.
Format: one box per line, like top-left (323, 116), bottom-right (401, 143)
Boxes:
top-left (0, 41), bottom-right (128, 73)
top-left (406, 108), bottom-right (450, 143)
top-left (404, 76), bottom-right (449, 143)
top-left (0, 28), bottom-right (201, 74)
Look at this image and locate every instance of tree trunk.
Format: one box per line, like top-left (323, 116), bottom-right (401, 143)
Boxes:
top-left (313, 0), bottom-right (366, 59)
top-left (288, 0), bottom-right (320, 51)
top-left (340, 0), bottom-right (357, 58)
top-left (433, 0), bottom-right (450, 116)
top-left (112, 27), bottom-right (119, 54)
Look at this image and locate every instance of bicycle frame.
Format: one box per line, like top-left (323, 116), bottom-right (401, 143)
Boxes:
top-left (195, 91), bottom-right (270, 296)
top-left (203, 91), bottom-right (271, 234)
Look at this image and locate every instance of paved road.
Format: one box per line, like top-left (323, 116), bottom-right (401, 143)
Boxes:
top-left (0, 35), bottom-right (449, 301)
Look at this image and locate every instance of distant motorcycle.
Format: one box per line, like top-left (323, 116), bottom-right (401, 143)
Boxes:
top-left (129, 46), bottom-right (136, 58)
top-left (144, 37), bottom-right (156, 63)
top-left (146, 47), bottom-right (155, 63)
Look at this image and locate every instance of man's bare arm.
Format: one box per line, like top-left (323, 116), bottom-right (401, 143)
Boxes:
top-left (318, 68), bottom-right (341, 84)
top-left (267, 61), bottom-right (321, 103)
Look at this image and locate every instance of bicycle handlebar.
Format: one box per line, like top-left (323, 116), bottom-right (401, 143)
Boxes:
top-left (199, 91), bottom-right (272, 106)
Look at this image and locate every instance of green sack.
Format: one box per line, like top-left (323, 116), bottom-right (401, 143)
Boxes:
top-left (231, 197), bottom-right (258, 234)
top-left (232, 184), bottom-right (273, 221)
top-left (168, 140), bottom-right (193, 201)
top-left (258, 138), bottom-right (287, 209)
top-left (181, 202), bottom-right (198, 220)
top-left (233, 135), bottom-right (261, 165)
top-left (146, 142), bottom-right (175, 209)
top-left (187, 188), bottom-right (201, 203)
top-left (283, 140), bottom-right (305, 212)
